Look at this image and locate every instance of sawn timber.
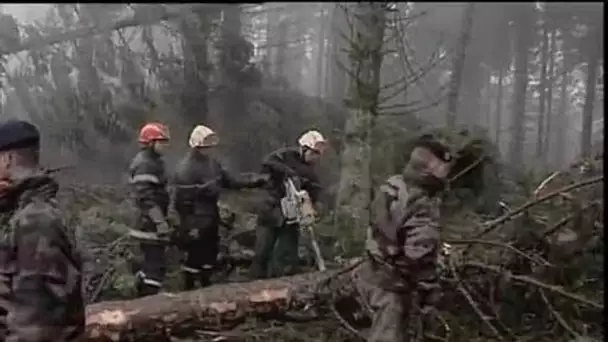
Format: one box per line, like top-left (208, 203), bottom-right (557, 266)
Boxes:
top-left (85, 267), bottom-right (358, 342)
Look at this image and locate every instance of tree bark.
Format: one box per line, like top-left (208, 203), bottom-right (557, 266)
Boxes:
top-left (536, 22), bottom-right (549, 162)
top-left (446, 3), bottom-right (475, 128)
top-left (580, 27), bottom-right (600, 159)
top-left (555, 61), bottom-right (570, 168)
top-left (327, 4), bottom-right (348, 102)
top-left (494, 67), bottom-right (504, 148)
top-left (543, 28), bottom-right (556, 167)
top-left (275, 19), bottom-right (288, 87)
top-left (508, 3), bottom-right (534, 168)
top-left (180, 13), bottom-right (210, 126)
top-left (316, 4), bottom-right (327, 97)
top-left (84, 270), bottom-right (356, 342)
top-left (334, 3), bottom-right (387, 250)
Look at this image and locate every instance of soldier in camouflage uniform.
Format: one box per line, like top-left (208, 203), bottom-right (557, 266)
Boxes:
top-left (128, 122), bottom-right (172, 297)
top-left (354, 134), bottom-right (453, 342)
top-left (0, 120), bottom-right (85, 342)
top-left (250, 130), bottom-right (327, 279)
top-left (171, 125), bottom-right (268, 290)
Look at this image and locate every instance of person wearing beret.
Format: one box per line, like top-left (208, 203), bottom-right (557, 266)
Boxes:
top-left (0, 120), bottom-right (85, 342)
top-left (354, 134), bottom-right (454, 342)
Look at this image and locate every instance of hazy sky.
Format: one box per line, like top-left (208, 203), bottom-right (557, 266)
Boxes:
top-left (2, 4), bottom-right (48, 23)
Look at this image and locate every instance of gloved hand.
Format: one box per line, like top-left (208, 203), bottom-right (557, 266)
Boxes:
top-left (167, 212), bottom-right (181, 229)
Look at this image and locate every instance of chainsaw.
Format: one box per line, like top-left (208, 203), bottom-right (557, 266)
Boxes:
top-left (280, 178), bottom-right (327, 271)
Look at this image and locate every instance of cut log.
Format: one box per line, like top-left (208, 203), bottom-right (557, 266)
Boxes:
top-left (85, 268), bottom-right (358, 342)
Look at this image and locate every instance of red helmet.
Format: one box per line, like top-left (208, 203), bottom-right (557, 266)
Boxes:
top-left (138, 122), bottom-right (170, 144)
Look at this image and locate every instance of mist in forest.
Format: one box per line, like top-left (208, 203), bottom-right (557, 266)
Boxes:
top-left (1, 6), bottom-right (603, 339)
top-left (0, 3), bottom-right (603, 186)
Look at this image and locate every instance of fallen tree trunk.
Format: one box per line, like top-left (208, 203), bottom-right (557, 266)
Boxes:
top-left (85, 268), bottom-right (357, 342)
top-left (0, 4), bottom-right (222, 57)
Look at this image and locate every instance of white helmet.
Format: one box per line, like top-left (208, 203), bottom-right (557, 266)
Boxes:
top-left (298, 130), bottom-right (327, 152)
top-left (189, 125), bottom-right (219, 148)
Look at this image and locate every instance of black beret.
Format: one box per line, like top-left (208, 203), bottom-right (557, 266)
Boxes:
top-left (0, 120), bottom-right (40, 152)
top-left (412, 134), bottom-right (452, 162)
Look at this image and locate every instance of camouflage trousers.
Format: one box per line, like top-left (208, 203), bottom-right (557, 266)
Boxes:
top-left (352, 261), bottom-right (414, 342)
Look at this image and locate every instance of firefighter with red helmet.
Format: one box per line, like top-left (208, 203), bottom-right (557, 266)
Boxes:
top-left (128, 122), bottom-right (171, 297)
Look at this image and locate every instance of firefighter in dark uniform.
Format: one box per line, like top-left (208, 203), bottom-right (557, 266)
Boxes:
top-left (172, 125), bottom-right (268, 290)
top-left (128, 122), bottom-right (171, 297)
top-left (0, 120), bottom-right (85, 342)
top-left (250, 130), bottom-right (328, 279)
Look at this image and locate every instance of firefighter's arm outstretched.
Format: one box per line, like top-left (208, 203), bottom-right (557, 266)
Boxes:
top-left (220, 167), bottom-right (269, 190)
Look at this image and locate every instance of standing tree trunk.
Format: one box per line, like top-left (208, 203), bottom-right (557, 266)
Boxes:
top-left (180, 13), bottom-right (210, 126)
top-left (535, 21), bottom-right (549, 164)
top-left (334, 3), bottom-right (387, 253)
top-left (275, 19), bottom-right (288, 88)
top-left (508, 4), bottom-right (534, 168)
top-left (555, 59), bottom-right (571, 168)
top-left (263, 4), bottom-right (279, 78)
top-left (316, 4), bottom-right (327, 97)
top-left (446, 3), bottom-right (475, 128)
top-left (478, 67), bottom-right (491, 127)
top-left (327, 4), bottom-right (348, 102)
top-left (494, 67), bottom-right (505, 148)
top-left (580, 26), bottom-right (600, 159)
top-left (543, 28), bottom-right (556, 167)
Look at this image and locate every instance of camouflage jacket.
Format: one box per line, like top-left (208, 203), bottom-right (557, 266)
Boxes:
top-left (260, 147), bottom-right (322, 206)
top-left (365, 174), bottom-right (442, 307)
top-left (0, 173), bottom-right (84, 342)
top-left (171, 150), bottom-right (267, 218)
top-left (128, 147), bottom-right (170, 224)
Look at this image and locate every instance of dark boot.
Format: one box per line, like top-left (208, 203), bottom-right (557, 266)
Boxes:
top-left (182, 272), bottom-right (197, 291)
top-left (199, 271), bottom-right (212, 288)
top-left (135, 277), bottom-right (161, 297)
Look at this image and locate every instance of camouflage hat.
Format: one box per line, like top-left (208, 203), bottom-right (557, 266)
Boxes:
top-left (412, 134), bottom-right (452, 162)
top-left (0, 120), bottom-right (40, 152)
